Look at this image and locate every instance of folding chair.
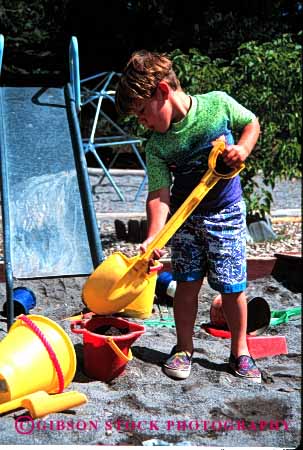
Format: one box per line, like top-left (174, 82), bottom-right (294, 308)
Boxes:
top-left (0, 34), bottom-right (3, 76)
top-left (69, 37), bottom-right (148, 202)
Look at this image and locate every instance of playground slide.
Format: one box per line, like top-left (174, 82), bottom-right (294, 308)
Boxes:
top-left (0, 85), bottom-right (102, 278)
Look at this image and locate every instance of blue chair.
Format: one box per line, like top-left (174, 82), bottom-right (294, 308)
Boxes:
top-left (69, 37), bottom-right (147, 202)
top-left (0, 34), bottom-right (4, 76)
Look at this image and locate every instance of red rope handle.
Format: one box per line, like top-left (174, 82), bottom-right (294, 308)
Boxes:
top-left (18, 315), bottom-right (65, 393)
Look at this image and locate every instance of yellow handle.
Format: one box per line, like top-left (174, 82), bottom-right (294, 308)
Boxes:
top-left (144, 140), bottom-right (244, 260)
top-left (0, 396), bottom-right (25, 415)
top-left (208, 140), bottom-right (245, 178)
top-left (106, 337), bottom-right (133, 362)
top-left (0, 390), bottom-right (87, 418)
top-left (24, 391), bottom-right (87, 418)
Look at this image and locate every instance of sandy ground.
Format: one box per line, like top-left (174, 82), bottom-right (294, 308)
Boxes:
top-left (0, 173), bottom-right (301, 447)
top-left (0, 273), bottom-right (301, 447)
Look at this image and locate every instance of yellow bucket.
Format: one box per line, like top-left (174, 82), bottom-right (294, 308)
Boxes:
top-left (0, 314), bottom-right (76, 404)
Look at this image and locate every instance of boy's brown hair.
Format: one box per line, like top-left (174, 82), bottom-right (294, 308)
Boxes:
top-left (115, 50), bottom-right (180, 115)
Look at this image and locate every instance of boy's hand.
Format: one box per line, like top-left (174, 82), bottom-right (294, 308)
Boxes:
top-left (222, 144), bottom-right (249, 169)
top-left (221, 118), bottom-right (260, 168)
top-left (140, 236), bottom-right (166, 263)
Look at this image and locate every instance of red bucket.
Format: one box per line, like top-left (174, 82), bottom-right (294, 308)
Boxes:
top-left (70, 316), bottom-right (145, 382)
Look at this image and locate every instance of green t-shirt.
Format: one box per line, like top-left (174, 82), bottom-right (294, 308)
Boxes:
top-left (145, 91), bottom-right (255, 210)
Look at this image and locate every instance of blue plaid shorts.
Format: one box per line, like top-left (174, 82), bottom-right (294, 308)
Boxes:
top-left (170, 200), bottom-right (247, 293)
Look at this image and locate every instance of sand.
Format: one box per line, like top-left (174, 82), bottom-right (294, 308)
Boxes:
top-left (0, 273), bottom-right (301, 447)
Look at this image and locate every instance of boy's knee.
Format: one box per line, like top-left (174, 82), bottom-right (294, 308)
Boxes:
top-left (175, 279), bottom-right (203, 298)
top-left (221, 291), bottom-right (246, 302)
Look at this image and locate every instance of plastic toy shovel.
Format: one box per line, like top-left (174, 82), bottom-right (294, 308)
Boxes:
top-left (0, 390), bottom-right (87, 419)
top-left (83, 139), bottom-right (245, 315)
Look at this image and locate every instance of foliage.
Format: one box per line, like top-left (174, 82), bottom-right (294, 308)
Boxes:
top-left (1, 0), bottom-right (301, 82)
top-left (200, 1), bottom-right (299, 59)
top-left (121, 33), bottom-right (302, 218)
top-left (228, 34), bottom-right (302, 217)
top-left (0, 0), bottom-right (69, 42)
top-left (124, 0), bottom-right (301, 58)
top-left (0, 0), bottom-right (69, 78)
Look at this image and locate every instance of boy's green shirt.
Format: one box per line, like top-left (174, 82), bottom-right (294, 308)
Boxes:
top-left (145, 91), bottom-right (256, 202)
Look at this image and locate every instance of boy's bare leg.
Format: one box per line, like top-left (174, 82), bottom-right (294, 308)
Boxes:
top-left (221, 292), bottom-right (250, 357)
top-left (173, 279), bottom-right (203, 354)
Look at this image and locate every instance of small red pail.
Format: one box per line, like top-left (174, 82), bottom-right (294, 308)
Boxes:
top-left (71, 316), bottom-right (145, 382)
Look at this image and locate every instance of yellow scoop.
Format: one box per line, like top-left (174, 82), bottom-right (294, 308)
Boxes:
top-left (0, 390), bottom-right (87, 419)
top-left (83, 139), bottom-right (245, 314)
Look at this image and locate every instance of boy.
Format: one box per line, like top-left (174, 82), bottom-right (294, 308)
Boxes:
top-left (115, 50), bottom-right (261, 382)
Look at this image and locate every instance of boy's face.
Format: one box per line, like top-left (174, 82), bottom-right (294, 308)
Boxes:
top-left (133, 82), bottom-right (173, 133)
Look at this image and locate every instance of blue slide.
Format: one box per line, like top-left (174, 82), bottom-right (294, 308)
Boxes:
top-left (0, 36), bottom-right (103, 327)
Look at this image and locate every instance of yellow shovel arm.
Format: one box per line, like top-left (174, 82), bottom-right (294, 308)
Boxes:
top-left (144, 171), bottom-right (219, 259)
top-left (144, 140), bottom-right (244, 260)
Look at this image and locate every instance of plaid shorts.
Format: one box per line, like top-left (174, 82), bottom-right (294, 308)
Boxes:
top-left (170, 200), bottom-right (247, 293)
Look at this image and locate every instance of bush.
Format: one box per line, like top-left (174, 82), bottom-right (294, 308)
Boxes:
top-left (170, 33), bottom-right (302, 218)
top-left (1, 0), bottom-right (69, 80)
